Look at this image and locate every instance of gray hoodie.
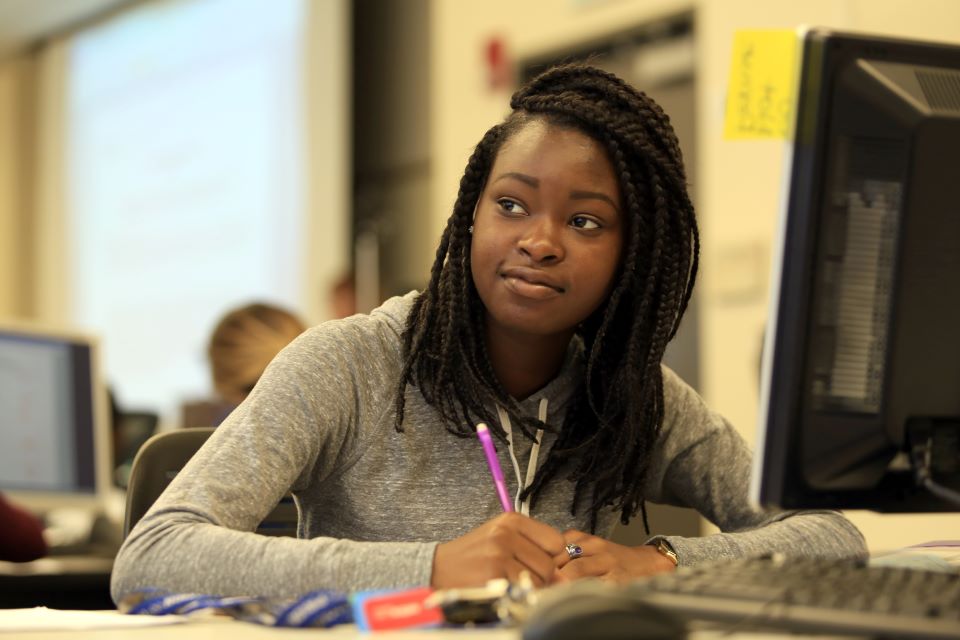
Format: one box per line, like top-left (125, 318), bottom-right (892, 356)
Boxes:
top-left (111, 292), bottom-right (866, 602)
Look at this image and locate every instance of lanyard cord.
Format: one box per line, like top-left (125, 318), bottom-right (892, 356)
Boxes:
top-left (496, 398), bottom-right (547, 516)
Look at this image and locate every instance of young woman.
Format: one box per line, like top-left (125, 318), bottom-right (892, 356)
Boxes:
top-left (111, 64), bottom-right (865, 602)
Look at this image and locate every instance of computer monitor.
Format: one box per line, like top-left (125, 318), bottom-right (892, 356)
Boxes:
top-left (752, 28), bottom-right (960, 512)
top-left (0, 321), bottom-right (111, 514)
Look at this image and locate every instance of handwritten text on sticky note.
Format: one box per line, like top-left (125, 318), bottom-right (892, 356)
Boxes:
top-left (724, 30), bottom-right (799, 140)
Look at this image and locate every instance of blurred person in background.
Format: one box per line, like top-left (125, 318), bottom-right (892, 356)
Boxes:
top-left (329, 271), bottom-right (358, 319)
top-left (208, 303), bottom-right (307, 407)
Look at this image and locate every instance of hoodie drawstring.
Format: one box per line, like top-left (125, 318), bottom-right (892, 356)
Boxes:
top-left (496, 398), bottom-right (547, 516)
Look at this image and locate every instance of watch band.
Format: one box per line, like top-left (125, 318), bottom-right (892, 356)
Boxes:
top-left (650, 538), bottom-right (679, 566)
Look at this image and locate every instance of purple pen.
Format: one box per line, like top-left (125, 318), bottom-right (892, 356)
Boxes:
top-left (476, 423), bottom-right (513, 512)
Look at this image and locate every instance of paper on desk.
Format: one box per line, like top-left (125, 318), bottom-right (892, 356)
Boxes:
top-left (870, 540), bottom-right (960, 571)
top-left (0, 607), bottom-right (186, 631)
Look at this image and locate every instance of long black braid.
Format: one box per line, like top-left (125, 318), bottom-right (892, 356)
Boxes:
top-left (393, 63), bottom-right (699, 531)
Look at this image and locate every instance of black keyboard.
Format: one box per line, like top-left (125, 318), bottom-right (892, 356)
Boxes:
top-left (628, 554), bottom-right (960, 638)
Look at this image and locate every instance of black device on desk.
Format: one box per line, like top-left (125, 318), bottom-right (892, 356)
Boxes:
top-left (752, 27), bottom-right (960, 513)
top-left (631, 554), bottom-right (960, 639)
top-left (525, 27), bottom-right (960, 640)
top-left (524, 582), bottom-right (687, 640)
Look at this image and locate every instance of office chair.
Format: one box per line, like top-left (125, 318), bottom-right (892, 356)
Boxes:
top-left (123, 427), bottom-right (298, 539)
top-left (112, 410), bottom-right (160, 489)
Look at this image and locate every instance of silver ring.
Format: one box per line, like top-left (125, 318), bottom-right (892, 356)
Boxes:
top-left (565, 543), bottom-right (583, 560)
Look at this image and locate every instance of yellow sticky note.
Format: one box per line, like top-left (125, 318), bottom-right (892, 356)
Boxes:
top-left (724, 30), bottom-right (799, 140)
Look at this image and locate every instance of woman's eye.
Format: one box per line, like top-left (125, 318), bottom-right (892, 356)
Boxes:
top-left (571, 215), bottom-right (601, 230)
top-left (498, 199), bottom-right (527, 215)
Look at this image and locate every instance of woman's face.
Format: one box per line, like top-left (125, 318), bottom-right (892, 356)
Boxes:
top-left (470, 120), bottom-right (624, 342)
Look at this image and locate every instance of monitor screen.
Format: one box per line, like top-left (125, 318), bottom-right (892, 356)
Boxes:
top-left (0, 323), bottom-right (110, 512)
top-left (752, 28), bottom-right (960, 512)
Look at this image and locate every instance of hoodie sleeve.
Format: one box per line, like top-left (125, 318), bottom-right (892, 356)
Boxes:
top-left (641, 367), bottom-right (868, 567)
top-left (110, 296), bottom-right (438, 602)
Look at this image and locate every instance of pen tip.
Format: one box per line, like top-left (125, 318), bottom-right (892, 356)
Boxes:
top-left (476, 423), bottom-right (488, 432)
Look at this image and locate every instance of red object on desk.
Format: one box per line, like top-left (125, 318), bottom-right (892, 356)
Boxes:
top-left (353, 586), bottom-right (444, 631)
top-left (0, 493), bottom-right (47, 562)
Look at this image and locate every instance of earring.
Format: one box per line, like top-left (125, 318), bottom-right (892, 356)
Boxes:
top-left (468, 226), bottom-right (474, 234)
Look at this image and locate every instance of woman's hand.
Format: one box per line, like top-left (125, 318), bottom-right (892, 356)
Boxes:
top-left (554, 530), bottom-right (676, 583)
top-left (431, 513), bottom-right (566, 589)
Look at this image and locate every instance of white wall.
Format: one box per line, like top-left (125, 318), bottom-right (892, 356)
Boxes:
top-left (0, 0), bottom-right (351, 425)
top-left (431, 0), bottom-right (960, 552)
top-left (0, 1), bottom-right (351, 327)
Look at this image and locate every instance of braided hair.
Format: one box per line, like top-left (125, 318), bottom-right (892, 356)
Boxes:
top-left (394, 63), bottom-right (699, 530)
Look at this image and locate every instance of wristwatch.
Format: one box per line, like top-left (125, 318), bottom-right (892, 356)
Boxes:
top-left (650, 538), bottom-right (679, 566)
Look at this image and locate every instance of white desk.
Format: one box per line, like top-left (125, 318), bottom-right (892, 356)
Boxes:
top-left (0, 611), bottom-right (867, 640)
top-left (0, 613), bottom-right (510, 640)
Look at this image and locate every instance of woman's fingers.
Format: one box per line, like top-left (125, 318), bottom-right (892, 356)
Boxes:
top-left (431, 513), bottom-right (565, 589)
top-left (557, 553), bottom-right (612, 580)
top-left (555, 531), bottom-right (678, 582)
top-left (512, 513), bottom-right (567, 556)
top-left (554, 529), bottom-right (591, 568)
top-left (431, 516), bottom-right (670, 589)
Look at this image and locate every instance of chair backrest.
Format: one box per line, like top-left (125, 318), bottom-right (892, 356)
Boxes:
top-left (123, 427), bottom-right (298, 539)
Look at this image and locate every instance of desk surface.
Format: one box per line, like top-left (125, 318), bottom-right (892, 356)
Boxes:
top-left (0, 611), bottom-right (866, 640)
top-left (6, 546), bottom-right (954, 638)
top-left (0, 614), bottom-right (510, 639)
